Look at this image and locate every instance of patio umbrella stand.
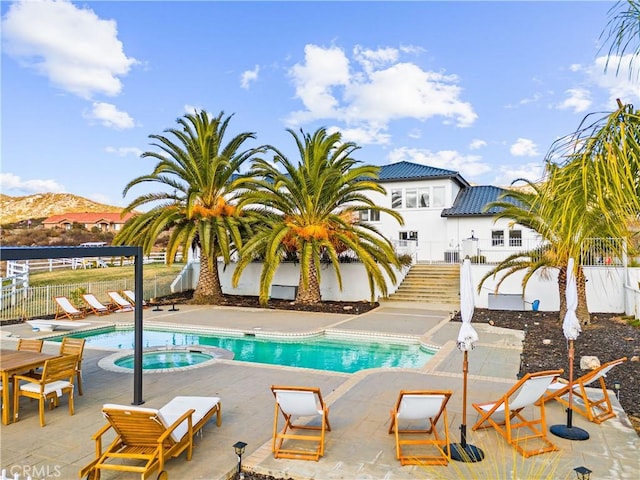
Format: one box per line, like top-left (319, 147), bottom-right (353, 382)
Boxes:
top-left (447, 259), bottom-right (485, 463)
top-left (550, 258), bottom-right (589, 441)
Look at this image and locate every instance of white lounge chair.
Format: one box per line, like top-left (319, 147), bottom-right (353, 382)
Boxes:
top-left (106, 291), bottom-right (134, 312)
top-left (122, 289), bottom-right (148, 307)
top-left (82, 293), bottom-right (111, 316)
top-left (271, 385), bottom-right (331, 461)
top-left (472, 369), bottom-right (563, 458)
top-left (53, 296), bottom-right (85, 320)
top-left (542, 357), bottom-right (627, 424)
top-left (388, 390), bottom-right (452, 466)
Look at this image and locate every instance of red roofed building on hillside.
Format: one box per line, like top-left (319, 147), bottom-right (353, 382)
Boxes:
top-left (43, 212), bottom-right (136, 232)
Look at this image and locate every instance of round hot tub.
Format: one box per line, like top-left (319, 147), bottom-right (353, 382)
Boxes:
top-left (99, 345), bottom-right (233, 373)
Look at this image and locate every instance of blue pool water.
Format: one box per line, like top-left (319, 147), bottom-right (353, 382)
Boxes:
top-left (115, 351), bottom-right (215, 369)
top-left (61, 327), bottom-right (434, 373)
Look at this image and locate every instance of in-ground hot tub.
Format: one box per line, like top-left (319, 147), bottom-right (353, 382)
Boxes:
top-left (99, 345), bottom-right (233, 373)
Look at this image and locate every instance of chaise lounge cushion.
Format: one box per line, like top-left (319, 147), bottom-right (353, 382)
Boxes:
top-left (103, 396), bottom-right (220, 442)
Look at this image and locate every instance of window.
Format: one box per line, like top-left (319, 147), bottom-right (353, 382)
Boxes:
top-left (509, 229), bottom-right (522, 247)
top-left (432, 186), bottom-right (445, 207)
top-left (399, 231), bottom-right (418, 241)
top-left (405, 189), bottom-right (417, 208)
top-left (492, 230), bottom-right (504, 246)
top-left (418, 188), bottom-right (430, 207)
top-left (391, 189), bottom-right (402, 209)
top-left (359, 209), bottom-right (380, 222)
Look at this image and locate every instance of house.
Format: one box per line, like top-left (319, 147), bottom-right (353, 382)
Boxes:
top-left (366, 161), bottom-right (540, 263)
top-left (43, 212), bottom-right (135, 232)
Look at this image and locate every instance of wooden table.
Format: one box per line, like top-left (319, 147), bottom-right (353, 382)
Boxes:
top-left (0, 349), bottom-right (60, 425)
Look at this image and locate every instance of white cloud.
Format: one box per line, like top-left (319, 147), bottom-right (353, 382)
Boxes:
top-left (184, 104), bottom-right (202, 115)
top-left (0, 172), bottom-right (66, 194)
top-left (407, 129), bottom-right (422, 140)
top-left (588, 55), bottom-right (640, 105)
top-left (336, 125), bottom-right (392, 145)
top-left (85, 102), bottom-right (135, 129)
top-left (241, 65), bottom-right (260, 89)
top-left (492, 162), bottom-right (545, 186)
top-left (557, 87), bottom-right (592, 113)
top-left (2, 0), bottom-right (137, 99)
top-left (105, 146), bottom-right (143, 157)
top-left (469, 139), bottom-right (487, 150)
top-left (387, 147), bottom-right (491, 178)
top-left (510, 138), bottom-right (539, 157)
top-left (286, 44), bottom-right (477, 141)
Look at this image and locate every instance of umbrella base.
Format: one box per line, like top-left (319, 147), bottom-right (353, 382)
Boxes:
top-left (447, 443), bottom-right (485, 462)
top-left (550, 424), bottom-right (589, 440)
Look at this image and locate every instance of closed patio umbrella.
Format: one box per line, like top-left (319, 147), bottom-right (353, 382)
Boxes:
top-left (550, 257), bottom-right (589, 440)
top-left (448, 258), bottom-right (484, 462)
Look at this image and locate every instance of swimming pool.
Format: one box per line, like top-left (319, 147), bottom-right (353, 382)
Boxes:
top-left (60, 327), bottom-right (434, 374)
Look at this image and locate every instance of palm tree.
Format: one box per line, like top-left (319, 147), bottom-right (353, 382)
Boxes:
top-left (600, 0), bottom-right (640, 79)
top-left (114, 110), bottom-right (261, 304)
top-left (232, 127), bottom-right (404, 305)
top-left (477, 180), bottom-right (592, 324)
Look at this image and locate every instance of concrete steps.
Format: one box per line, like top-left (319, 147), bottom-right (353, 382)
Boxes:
top-left (386, 263), bottom-right (460, 305)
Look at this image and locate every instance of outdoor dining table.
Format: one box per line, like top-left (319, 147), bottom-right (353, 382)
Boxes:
top-left (0, 348), bottom-right (61, 425)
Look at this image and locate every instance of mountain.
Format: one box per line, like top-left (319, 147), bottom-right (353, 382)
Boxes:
top-left (0, 193), bottom-right (125, 225)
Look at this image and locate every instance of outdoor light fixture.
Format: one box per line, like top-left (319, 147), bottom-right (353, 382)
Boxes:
top-left (574, 466), bottom-right (592, 480)
top-left (233, 441), bottom-right (247, 479)
top-left (613, 381), bottom-right (621, 400)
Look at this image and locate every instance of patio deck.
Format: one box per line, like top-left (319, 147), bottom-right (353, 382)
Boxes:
top-left (1, 302), bottom-right (638, 479)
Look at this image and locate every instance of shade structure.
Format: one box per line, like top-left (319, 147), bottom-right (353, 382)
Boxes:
top-left (551, 257), bottom-right (589, 440)
top-left (448, 259), bottom-right (484, 462)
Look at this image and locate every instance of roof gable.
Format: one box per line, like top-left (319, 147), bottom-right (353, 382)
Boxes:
top-left (378, 161), bottom-right (469, 187)
top-left (441, 185), bottom-right (513, 217)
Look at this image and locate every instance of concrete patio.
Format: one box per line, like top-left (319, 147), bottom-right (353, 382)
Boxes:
top-left (1, 302), bottom-right (638, 480)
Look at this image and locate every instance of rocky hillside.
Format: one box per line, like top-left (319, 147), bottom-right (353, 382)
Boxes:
top-left (0, 193), bottom-right (124, 225)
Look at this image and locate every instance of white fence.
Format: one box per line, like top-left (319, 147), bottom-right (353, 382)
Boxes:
top-left (0, 274), bottom-right (186, 321)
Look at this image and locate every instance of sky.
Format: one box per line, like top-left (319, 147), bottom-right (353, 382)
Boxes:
top-left (2, 0), bottom-right (639, 208)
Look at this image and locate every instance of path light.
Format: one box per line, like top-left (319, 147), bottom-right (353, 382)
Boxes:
top-left (574, 466), bottom-right (592, 480)
top-left (613, 381), bottom-right (621, 400)
top-left (233, 441), bottom-right (247, 479)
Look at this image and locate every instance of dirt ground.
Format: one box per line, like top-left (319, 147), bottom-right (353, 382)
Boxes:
top-left (166, 293), bottom-right (640, 480)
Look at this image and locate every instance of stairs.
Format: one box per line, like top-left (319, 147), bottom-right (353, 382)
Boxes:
top-left (385, 263), bottom-right (460, 307)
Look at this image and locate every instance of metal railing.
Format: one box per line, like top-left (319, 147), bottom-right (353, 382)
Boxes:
top-left (0, 274), bottom-right (187, 321)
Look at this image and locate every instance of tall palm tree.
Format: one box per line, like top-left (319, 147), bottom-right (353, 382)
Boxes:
top-left (233, 127), bottom-right (404, 305)
top-left (114, 110), bottom-right (261, 304)
top-left (477, 180), bottom-right (592, 323)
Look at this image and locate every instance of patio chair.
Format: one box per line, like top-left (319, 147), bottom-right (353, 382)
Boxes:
top-left (106, 291), bottom-right (134, 312)
top-left (79, 396), bottom-right (221, 480)
top-left (122, 289), bottom-right (148, 307)
top-left (13, 354), bottom-right (78, 427)
top-left (388, 390), bottom-right (452, 466)
top-left (472, 369), bottom-right (563, 458)
top-left (82, 293), bottom-right (111, 316)
top-left (54, 296), bottom-right (86, 320)
top-left (17, 338), bottom-right (44, 353)
top-left (271, 385), bottom-right (331, 461)
top-left (542, 357), bottom-right (627, 424)
top-left (60, 337), bottom-right (86, 396)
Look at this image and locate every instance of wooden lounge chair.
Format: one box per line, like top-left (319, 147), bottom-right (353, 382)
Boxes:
top-left (472, 369), bottom-right (563, 458)
top-left (13, 354), bottom-right (78, 427)
top-left (106, 291), bottom-right (134, 312)
top-left (542, 357), bottom-right (627, 424)
top-left (271, 385), bottom-right (331, 461)
top-left (82, 293), bottom-right (111, 316)
top-left (54, 296), bottom-right (86, 320)
top-left (122, 289), bottom-right (148, 307)
top-left (388, 390), bottom-right (452, 466)
top-left (79, 396), bottom-right (222, 480)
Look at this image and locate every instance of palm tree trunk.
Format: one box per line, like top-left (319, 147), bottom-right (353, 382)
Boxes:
top-left (296, 258), bottom-right (322, 304)
top-left (193, 256), bottom-right (224, 304)
top-left (576, 266), bottom-right (591, 325)
top-left (557, 265), bottom-right (567, 323)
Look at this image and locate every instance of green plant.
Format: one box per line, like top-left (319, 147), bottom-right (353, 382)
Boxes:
top-left (69, 287), bottom-right (87, 306)
top-left (397, 253), bottom-right (413, 267)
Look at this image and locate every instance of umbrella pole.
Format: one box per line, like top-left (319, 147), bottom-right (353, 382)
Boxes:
top-left (449, 350), bottom-right (484, 462)
top-left (550, 338), bottom-right (589, 440)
